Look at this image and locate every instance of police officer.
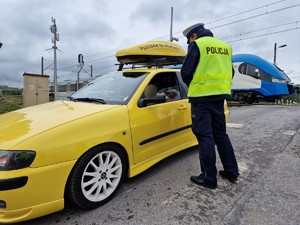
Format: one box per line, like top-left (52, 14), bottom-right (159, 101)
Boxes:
top-left (181, 23), bottom-right (239, 189)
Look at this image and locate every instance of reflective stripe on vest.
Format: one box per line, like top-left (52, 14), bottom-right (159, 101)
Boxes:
top-left (188, 37), bottom-right (232, 97)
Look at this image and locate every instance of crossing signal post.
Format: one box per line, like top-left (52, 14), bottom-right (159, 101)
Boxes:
top-left (77, 54), bottom-right (84, 91)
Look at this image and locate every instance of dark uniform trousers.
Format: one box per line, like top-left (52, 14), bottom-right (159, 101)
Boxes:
top-left (191, 100), bottom-right (239, 185)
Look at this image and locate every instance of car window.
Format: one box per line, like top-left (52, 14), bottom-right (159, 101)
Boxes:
top-left (143, 72), bottom-right (184, 103)
top-left (71, 71), bottom-right (148, 104)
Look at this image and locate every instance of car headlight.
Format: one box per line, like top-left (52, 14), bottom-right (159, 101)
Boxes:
top-left (0, 150), bottom-right (36, 171)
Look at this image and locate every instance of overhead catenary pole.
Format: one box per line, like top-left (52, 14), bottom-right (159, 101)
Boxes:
top-left (90, 65), bottom-right (93, 77)
top-left (170, 7), bottom-right (173, 42)
top-left (50, 17), bottom-right (59, 100)
top-left (273, 42), bottom-right (287, 65)
top-left (41, 57), bottom-right (44, 75)
top-left (169, 7), bottom-right (178, 42)
top-left (273, 43), bottom-right (277, 65)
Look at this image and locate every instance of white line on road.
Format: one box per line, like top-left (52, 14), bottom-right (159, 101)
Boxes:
top-left (281, 130), bottom-right (296, 136)
top-left (226, 123), bottom-right (245, 128)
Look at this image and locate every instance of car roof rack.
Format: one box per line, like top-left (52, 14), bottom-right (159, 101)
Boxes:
top-left (116, 57), bottom-right (184, 71)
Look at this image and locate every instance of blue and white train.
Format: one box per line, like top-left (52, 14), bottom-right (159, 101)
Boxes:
top-left (231, 54), bottom-right (294, 104)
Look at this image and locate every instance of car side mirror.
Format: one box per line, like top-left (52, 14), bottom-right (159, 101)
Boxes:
top-left (137, 95), bottom-right (166, 107)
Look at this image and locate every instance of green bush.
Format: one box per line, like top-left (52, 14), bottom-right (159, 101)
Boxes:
top-left (0, 98), bottom-right (23, 114)
top-left (283, 94), bottom-right (300, 103)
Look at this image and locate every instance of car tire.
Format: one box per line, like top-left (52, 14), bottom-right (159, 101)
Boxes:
top-left (67, 144), bottom-right (127, 209)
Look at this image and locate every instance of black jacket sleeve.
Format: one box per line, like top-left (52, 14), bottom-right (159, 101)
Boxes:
top-left (180, 42), bottom-right (200, 87)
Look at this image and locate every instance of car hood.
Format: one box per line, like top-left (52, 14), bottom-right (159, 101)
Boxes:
top-left (0, 100), bottom-right (120, 149)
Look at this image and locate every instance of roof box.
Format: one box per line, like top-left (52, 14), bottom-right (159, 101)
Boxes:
top-left (115, 40), bottom-right (186, 67)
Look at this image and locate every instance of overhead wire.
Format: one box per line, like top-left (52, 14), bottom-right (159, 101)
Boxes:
top-left (157, 0), bottom-right (289, 37)
top-left (220, 20), bottom-right (299, 40)
top-left (228, 26), bottom-right (300, 43)
top-left (58, 55), bottom-right (115, 71)
top-left (209, 3), bottom-right (300, 30)
top-left (206, 0), bottom-right (286, 25)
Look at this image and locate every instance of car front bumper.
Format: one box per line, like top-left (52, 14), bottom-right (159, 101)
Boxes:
top-left (0, 159), bottom-right (76, 224)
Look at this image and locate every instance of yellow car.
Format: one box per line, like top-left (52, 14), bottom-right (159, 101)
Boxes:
top-left (0, 41), bottom-right (229, 223)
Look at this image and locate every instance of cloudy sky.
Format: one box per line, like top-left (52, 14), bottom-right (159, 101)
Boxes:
top-left (0, 0), bottom-right (299, 88)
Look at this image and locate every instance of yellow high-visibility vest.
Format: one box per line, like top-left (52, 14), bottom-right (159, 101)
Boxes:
top-left (188, 37), bottom-right (232, 97)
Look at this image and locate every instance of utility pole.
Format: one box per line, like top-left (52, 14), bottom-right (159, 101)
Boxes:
top-left (50, 17), bottom-right (59, 99)
top-left (41, 57), bottom-right (44, 75)
top-left (90, 65), bottom-right (93, 77)
top-left (273, 42), bottom-right (287, 65)
top-left (273, 43), bottom-right (277, 65)
top-left (169, 7), bottom-right (178, 42)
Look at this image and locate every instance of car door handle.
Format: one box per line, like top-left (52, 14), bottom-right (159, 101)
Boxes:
top-left (178, 105), bottom-right (187, 110)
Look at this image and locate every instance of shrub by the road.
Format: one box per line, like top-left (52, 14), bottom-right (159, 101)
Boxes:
top-left (0, 97), bottom-right (23, 114)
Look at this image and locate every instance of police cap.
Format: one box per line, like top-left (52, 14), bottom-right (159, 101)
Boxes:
top-left (183, 23), bottom-right (205, 39)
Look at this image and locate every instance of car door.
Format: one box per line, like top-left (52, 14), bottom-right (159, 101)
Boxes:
top-left (128, 71), bottom-right (190, 164)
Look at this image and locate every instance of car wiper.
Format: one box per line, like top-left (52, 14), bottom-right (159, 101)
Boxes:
top-left (67, 96), bottom-right (106, 104)
top-left (67, 96), bottom-right (76, 101)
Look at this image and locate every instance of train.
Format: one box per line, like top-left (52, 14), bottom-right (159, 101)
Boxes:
top-left (231, 54), bottom-right (295, 104)
top-left (173, 53), bottom-right (295, 104)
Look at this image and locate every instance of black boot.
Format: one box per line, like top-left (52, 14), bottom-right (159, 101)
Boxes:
top-left (190, 175), bottom-right (217, 189)
top-left (219, 170), bottom-right (238, 183)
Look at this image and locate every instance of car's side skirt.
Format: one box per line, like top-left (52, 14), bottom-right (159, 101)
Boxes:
top-left (139, 125), bottom-right (191, 145)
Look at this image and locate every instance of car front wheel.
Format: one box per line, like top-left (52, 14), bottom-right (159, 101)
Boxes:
top-left (67, 144), bottom-right (127, 209)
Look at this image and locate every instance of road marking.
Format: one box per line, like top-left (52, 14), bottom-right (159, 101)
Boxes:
top-left (226, 123), bottom-right (245, 128)
top-left (238, 161), bottom-right (249, 172)
top-left (281, 130), bottom-right (296, 136)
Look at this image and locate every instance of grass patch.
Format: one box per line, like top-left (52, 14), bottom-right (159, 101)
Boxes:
top-left (0, 96), bottom-right (23, 114)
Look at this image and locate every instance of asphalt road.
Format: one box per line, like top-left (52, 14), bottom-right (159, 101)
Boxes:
top-left (19, 105), bottom-right (300, 225)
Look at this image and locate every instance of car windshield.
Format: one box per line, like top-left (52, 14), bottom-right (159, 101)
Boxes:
top-left (70, 71), bottom-right (148, 104)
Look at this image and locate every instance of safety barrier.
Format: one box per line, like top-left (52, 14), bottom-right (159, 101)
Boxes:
top-left (274, 99), bottom-right (297, 106)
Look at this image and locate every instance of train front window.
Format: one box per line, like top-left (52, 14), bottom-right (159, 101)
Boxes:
top-left (238, 63), bottom-right (272, 82)
top-left (238, 63), bottom-right (247, 75)
top-left (245, 64), bottom-right (260, 78)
